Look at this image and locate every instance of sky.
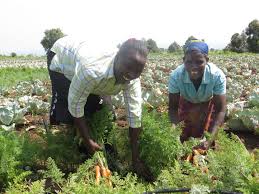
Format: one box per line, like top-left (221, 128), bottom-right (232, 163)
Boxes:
top-left (1, 0), bottom-right (259, 55)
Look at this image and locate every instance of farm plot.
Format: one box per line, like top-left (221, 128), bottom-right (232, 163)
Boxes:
top-left (0, 53), bottom-right (258, 193)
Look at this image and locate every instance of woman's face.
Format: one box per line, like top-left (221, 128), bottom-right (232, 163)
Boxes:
top-left (183, 50), bottom-right (208, 80)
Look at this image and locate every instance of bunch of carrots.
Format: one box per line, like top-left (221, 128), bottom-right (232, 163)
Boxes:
top-left (185, 148), bottom-right (209, 173)
top-left (94, 152), bottom-right (112, 187)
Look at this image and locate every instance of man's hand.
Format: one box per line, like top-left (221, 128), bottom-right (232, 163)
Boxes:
top-left (129, 127), bottom-right (154, 182)
top-left (85, 139), bottom-right (102, 155)
top-left (132, 159), bottom-right (154, 182)
top-left (74, 116), bottom-right (101, 155)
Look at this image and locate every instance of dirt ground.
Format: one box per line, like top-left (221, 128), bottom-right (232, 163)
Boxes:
top-left (225, 129), bottom-right (259, 151)
top-left (16, 110), bottom-right (259, 152)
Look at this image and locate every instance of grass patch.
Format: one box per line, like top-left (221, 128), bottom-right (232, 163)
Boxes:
top-left (0, 67), bottom-right (49, 88)
top-left (0, 55), bottom-right (45, 60)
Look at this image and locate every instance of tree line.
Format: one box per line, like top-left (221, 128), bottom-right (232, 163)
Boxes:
top-left (40, 19), bottom-right (259, 54)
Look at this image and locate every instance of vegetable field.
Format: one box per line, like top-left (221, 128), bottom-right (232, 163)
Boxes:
top-left (0, 53), bottom-right (258, 193)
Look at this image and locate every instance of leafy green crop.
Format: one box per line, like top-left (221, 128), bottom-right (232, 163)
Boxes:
top-left (88, 105), bottom-right (114, 145)
top-left (155, 129), bottom-right (259, 192)
top-left (139, 108), bottom-right (183, 177)
top-left (0, 130), bottom-right (39, 190)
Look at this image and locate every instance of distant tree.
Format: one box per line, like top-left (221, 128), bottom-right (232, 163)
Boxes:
top-left (183, 36), bottom-right (198, 50)
top-left (168, 41), bottom-right (181, 53)
top-left (40, 28), bottom-right (65, 52)
top-left (225, 32), bottom-right (248, 53)
top-left (11, 52), bottom-right (17, 57)
top-left (159, 48), bottom-right (166, 52)
top-left (145, 39), bottom-right (159, 52)
top-left (246, 19), bottom-right (259, 53)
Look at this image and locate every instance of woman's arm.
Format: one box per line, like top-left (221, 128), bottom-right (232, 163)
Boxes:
top-left (168, 93), bottom-right (180, 126)
top-left (206, 94), bottom-right (226, 147)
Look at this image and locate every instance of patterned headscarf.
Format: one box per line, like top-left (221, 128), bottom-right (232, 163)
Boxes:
top-left (185, 40), bottom-right (209, 55)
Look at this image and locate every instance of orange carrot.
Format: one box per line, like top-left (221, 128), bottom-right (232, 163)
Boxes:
top-left (193, 149), bottom-right (200, 156)
top-left (185, 153), bottom-right (193, 162)
top-left (106, 169), bottom-right (112, 187)
top-left (95, 165), bottom-right (101, 185)
top-left (101, 167), bottom-right (112, 187)
top-left (192, 155), bottom-right (199, 167)
top-left (101, 167), bottom-right (108, 177)
top-left (196, 148), bottom-right (207, 155)
top-left (201, 166), bottom-right (209, 173)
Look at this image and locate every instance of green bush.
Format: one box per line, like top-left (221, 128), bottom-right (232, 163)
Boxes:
top-left (40, 28), bottom-right (65, 52)
top-left (10, 52), bottom-right (17, 57)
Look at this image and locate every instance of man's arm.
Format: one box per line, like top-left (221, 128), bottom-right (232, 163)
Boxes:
top-left (123, 79), bottom-right (153, 181)
top-left (129, 127), bottom-right (141, 163)
top-left (122, 79), bottom-right (142, 158)
top-left (68, 65), bottom-right (101, 154)
top-left (168, 93), bottom-right (180, 126)
top-left (129, 126), bottom-right (153, 181)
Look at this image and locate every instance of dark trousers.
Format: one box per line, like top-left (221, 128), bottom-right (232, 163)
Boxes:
top-left (47, 51), bottom-right (103, 125)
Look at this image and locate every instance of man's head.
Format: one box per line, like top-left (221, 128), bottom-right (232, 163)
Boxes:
top-left (114, 38), bottom-right (148, 84)
top-left (183, 41), bottom-right (209, 80)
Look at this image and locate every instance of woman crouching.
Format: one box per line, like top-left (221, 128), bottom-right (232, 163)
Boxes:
top-left (168, 40), bottom-right (226, 150)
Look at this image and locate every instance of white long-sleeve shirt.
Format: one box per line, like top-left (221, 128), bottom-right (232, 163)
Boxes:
top-left (49, 36), bottom-right (142, 128)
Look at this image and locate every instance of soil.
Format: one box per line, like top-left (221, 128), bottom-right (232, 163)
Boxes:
top-left (13, 109), bottom-right (259, 152)
top-left (225, 129), bottom-right (259, 151)
top-left (114, 108), bottom-right (259, 151)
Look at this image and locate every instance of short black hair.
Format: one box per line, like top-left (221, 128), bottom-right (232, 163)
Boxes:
top-left (118, 38), bottom-right (148, 58)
